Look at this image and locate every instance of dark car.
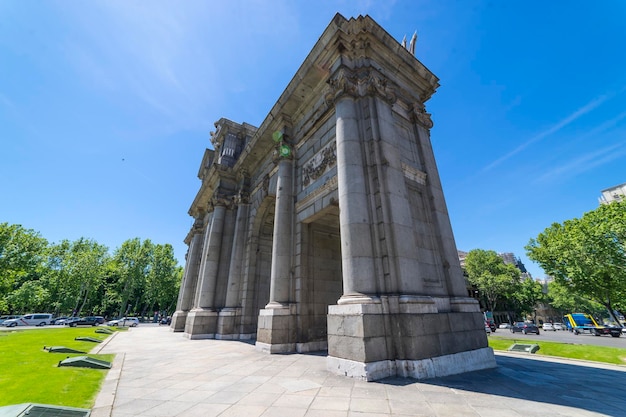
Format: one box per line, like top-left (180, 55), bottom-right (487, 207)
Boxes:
top-left (510, 322), bottom-right (540, 335)
top-left (66, 316), bottom-right (104, 327)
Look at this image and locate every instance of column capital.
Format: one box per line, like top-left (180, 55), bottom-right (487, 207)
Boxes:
top-left (326, 67), bottom-right (397, 105)
top-left (209, 193), bottom-right (233, 211)
top-left (234, 190), bottom-right (250, 205)
top-left (411, 101), bottom-right (434, 129)
top-left (325, 67), bottom-right (358, 104)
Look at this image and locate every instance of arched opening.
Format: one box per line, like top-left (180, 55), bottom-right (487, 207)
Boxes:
top-left (299, 204), bottom-right (342, 349)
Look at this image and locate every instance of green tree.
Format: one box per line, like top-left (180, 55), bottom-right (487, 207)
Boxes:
top-left (0, 223), bottom-right (48, 313)
top-left (6, 280), bottom-right (49, 312)
top-left (145, 244), bottom-right (181, 315)
top-left (514, 277), bottom-right (545, 321)
top-left (114, 238), bottom-right (153, 318)
top-left (43, 238), bottom-right (110, 316)
top-left (464, 249), bottom-right (521, 312)
top-left (526, 200), bottom-right (626, 324)
top-left (546, 280), bottom-right (605, 316)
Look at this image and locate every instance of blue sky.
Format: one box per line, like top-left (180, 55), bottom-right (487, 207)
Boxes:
top-left (1, 1), bottom-right (625, 279)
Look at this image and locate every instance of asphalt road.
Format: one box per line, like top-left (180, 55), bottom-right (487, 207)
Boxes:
top-left (490, 327), bottom-right (626, 348)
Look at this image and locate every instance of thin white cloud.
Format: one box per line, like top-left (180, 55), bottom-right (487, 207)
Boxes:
top-left (579, 110), bottom-right (626, 140)
top-left (482, 92), bottom-right (613, 172)
top-left (534, 141), bottom-right (626, 184)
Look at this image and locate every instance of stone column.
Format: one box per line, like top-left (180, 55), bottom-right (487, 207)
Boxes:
top-left (196, 202), bottom-right (226, 309)
top-left (170, 225), bottom-right (204, 332)
top-left (266, 157), bottom-right (294, 308)
top-left (371, 94), bottom-right (425, 296)
top-left (334, 86), bottom-right (378, 303)
top-left (185, 199), bottom-right (227, 338)
top-left (217, 194), bottom-right (250, 339)
top-left (255, 140), bottom-right (297, 353)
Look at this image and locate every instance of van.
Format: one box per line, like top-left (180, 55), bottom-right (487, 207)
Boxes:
top-left (3, 313), bottom-right (53, 327)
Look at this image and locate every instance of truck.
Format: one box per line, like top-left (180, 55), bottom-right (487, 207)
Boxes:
top-left (563, 313), bottom-right (621, 337)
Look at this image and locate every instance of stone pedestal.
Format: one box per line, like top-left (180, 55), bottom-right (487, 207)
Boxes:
top-left (216, 308), bottom-right (241, 340)
top-left (326, 300), bottom-right (496, 381)
top-left (255, 306), bottom-right (296, 353)
top-left (170, 310), bottom-right (188, 332)
top-left (184, 309), bottom-right (218, 339)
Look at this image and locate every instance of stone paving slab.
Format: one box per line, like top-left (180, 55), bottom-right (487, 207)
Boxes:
top-left (91, 326), bottom-right (626, 417)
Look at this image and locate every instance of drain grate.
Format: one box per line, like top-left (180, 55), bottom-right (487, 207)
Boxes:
top-left (507, 343), bottom-right (540, 354)
top-left (0, 403), bottom-right (90, 417)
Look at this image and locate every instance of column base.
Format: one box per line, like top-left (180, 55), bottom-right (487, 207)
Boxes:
top-left (216, 308), bottom-right (241, 340)
top-left (327, 347), bottom-right (496, 381)
top-left (170, 310), bottom-right (188, 332)
top-left (327, 300), bottom-right (495, 381)
top-left (184, 309), bottom-right (218, 339)
top-left (255, 305), bottom-right (296, 353)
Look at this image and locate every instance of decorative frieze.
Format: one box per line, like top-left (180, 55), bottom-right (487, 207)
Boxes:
top-left (302, 141), bottom-right (337, 189)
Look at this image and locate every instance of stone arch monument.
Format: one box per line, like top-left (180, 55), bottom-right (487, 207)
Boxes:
top-left (171, 13), bottom-right (496, 381)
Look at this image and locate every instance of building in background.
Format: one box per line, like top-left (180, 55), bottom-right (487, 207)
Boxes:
top-left (599, 182), bottom-right (626, 204)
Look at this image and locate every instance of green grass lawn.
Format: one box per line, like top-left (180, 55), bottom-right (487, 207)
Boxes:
top-left (489, 335), bottom-right (626, 366)
top-left (0, 327), bottom-right (116, 408)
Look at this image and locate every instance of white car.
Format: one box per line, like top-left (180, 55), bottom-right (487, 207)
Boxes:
top-left (107, 317), bottom-right (139, 327)
top-left (553, 323), bottom-right (565, 331)
top-left (3, 313), bottom-right (52, 327)
top-left (542, 323), bottom-right (555, 331)
top-left (498, 323), bottom-right (511, 329)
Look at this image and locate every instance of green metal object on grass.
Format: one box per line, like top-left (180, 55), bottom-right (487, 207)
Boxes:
top-left (44, 346), bottom-right (86, 354)
top-left (74, 337), bottom-right (102, 343)
top-left (58, 356), bottom-right (112, 370)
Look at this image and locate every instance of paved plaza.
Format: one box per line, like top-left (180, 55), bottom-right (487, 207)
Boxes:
top-left (90, 326), bottom-right (626, 417)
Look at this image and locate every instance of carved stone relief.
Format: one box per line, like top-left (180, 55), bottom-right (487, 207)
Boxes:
top-left (302, 141), bottom-right (337, 189)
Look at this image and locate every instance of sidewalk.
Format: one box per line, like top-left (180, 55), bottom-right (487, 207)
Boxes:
top-left (91, 326), bottom-right (626, 417)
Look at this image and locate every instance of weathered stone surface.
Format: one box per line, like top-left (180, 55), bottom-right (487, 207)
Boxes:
top-left (173, 13), bottom-right (495, 381)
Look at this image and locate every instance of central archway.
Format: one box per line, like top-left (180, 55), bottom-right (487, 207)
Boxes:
top-left (297, 205), bottom-right (342, 351)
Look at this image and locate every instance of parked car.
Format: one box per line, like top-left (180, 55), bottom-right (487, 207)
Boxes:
top-left (56, 317), bottom-right (79, 325)
top-left (542, 323), bottom-right (555, 331)
top-left (498, 323), bottom-right (512, 329)
top-left (0, 315), bottom-right (20, 325)
top-left (51, 316), bottom-right (69, 325)
top-left (107, 317), bottom-right (139, 327)
top-left (66, 316), bottom-right (105, 327)
top-left (3, 313), bottom-right (53, 327)
top-left (510, 322), bottom-right (540, 335)
top-left (553, 322), bottom-right (565, 331)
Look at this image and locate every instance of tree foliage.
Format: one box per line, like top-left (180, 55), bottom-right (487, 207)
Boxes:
top-left (526, 200), bottom-right (626, 322)
top-left (0, 223), bottom-right (182, 318)
top-left (464, 249), bottom-right (521, 312)
top-left (546, 280), bottom-right (605, 316)
top-left (514, 277), bottom-right (545, 319)
top-left (0, 223), bottom-right (48, 312)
